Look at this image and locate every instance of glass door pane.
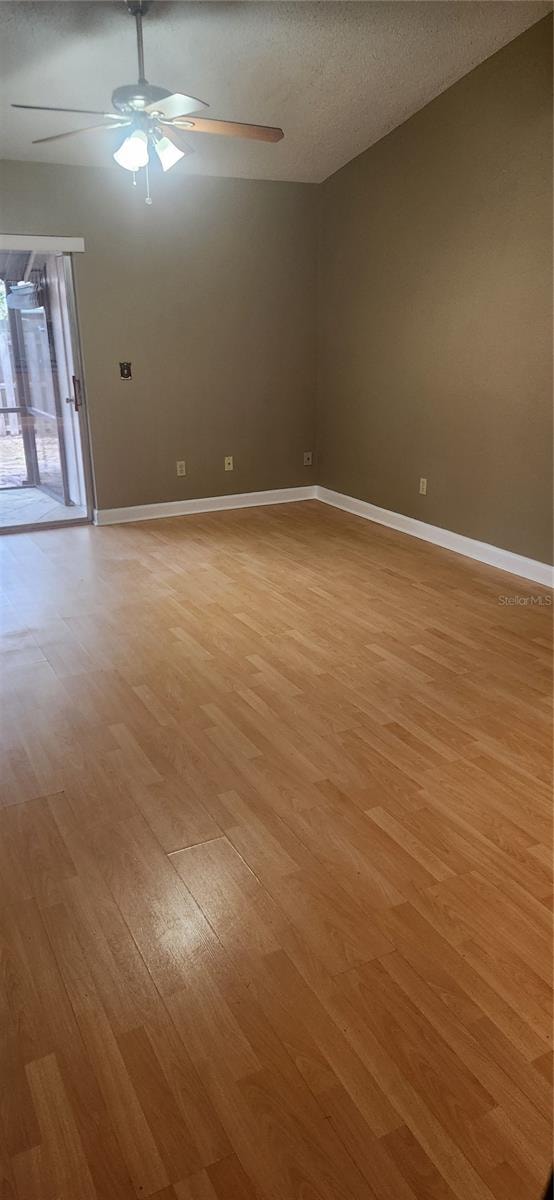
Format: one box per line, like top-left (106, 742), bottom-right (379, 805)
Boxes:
top-left (20, 305), bottom-right (68, 503)
top-left (0, 278), bottom-right (26, 488)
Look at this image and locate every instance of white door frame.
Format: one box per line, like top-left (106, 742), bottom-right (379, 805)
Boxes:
top-left (60, 252), bottom-right (97, 521)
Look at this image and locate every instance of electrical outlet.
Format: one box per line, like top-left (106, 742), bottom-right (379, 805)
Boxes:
top-left (224, 456), bottom-right (234, 472)
top-left (419, 477), bottom-right (427, 496)
top-left (303, 451), bottom-right (313, 466)
top-left (176, 460), bottom-right (186, 477)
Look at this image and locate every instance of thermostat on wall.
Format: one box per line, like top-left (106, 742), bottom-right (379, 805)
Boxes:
top-left (119, 361), bottom-right (132, 380)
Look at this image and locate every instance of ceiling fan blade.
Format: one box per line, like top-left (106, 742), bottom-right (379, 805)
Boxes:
top-left (159, 125), bottom-right (194, 156)
top-left (171, 116), bottom-right (284, 143)
top-left (32, 122), bottom-right (130, 145)
top-left (144, 92), bottom-right (208, 120)
top-left (13, 103), bottom-right (122, 119)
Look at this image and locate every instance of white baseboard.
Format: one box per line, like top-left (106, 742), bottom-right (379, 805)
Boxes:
top-left (93, 481), bottom-right (552, 587)
top-left (94, 485), bottom-right (317, 526)
top-left (316, 486), bottom-right (553, 587)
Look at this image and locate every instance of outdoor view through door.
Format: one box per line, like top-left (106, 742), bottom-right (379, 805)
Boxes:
top-left (0, 250), bottom-right (90, 530)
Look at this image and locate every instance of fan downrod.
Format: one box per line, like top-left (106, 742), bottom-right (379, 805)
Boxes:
top-left (112, 0), bottom-right (165, 112)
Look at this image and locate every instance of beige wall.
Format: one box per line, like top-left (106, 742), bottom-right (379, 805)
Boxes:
top-left (0, 161), bottom-right (316, 509)
top-left (317, 16), bottom-right (553, 564)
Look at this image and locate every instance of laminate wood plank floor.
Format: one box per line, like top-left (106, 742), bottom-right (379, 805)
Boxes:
top-left (0, 500), bottom-right (552, 1200)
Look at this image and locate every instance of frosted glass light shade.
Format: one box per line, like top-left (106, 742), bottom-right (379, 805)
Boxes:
top-left (154, 135), bottom-right (185, 171)
top-left (113, 130), bottom-right (149, 172)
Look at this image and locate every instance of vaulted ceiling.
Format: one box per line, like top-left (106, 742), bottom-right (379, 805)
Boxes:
top-left (0, 1), bottom-right (550, 183)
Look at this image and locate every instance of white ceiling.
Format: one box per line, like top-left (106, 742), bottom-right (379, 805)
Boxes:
top-left (0, 1), bottom-right (550, 183)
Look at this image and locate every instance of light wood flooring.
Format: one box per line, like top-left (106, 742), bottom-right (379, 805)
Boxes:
top-left (0, 500), bottom-right (552, 1200)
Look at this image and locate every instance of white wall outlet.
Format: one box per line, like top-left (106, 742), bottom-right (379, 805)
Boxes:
top-left (419, 477), bottom-right (427, 495)
top-left (176, 460), bottom-right (186, 477)
top-left (303, 451), bottom-right (313, 466)
top-left (224, 456), bottom-right (234, 471)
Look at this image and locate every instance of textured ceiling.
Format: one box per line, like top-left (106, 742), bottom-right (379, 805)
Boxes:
top-left (0, 1), bottom-right (550, 183)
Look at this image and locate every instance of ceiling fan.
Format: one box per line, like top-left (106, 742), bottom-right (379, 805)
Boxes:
top-left (12, 0), bottom-right (284, 203)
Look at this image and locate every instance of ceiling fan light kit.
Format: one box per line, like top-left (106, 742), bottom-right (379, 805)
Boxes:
top-left (12, 0), bottom-right (284, 205)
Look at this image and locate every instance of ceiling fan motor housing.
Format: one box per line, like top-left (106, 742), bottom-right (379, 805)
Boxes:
top-left (111, 83), bottom-right (171, 114)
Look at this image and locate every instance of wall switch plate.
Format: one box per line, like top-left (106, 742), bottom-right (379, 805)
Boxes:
top-left (419, 477), bottom-right (427, 495)
top-left (224, 456), bottom-right (234, 471)
top-left (119, 362), bottom-right (132, 380)
top-left (303, 451), bottom-right (313, 466)
top-left (176, 460), bottom-right (186, 477)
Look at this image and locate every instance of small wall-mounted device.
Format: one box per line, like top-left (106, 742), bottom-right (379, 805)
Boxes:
top-left (119, 361), bottom-right (132, 380)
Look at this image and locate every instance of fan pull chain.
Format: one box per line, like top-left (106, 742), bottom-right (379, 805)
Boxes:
top-left (145, 161), bottom-right (152, 205)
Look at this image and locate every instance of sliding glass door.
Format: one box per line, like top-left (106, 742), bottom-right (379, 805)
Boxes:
top-left (0, 249), bottom-right (93, 530)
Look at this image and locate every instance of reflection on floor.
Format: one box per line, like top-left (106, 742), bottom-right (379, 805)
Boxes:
top-left (0, 487), bottom-right (87, 529)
